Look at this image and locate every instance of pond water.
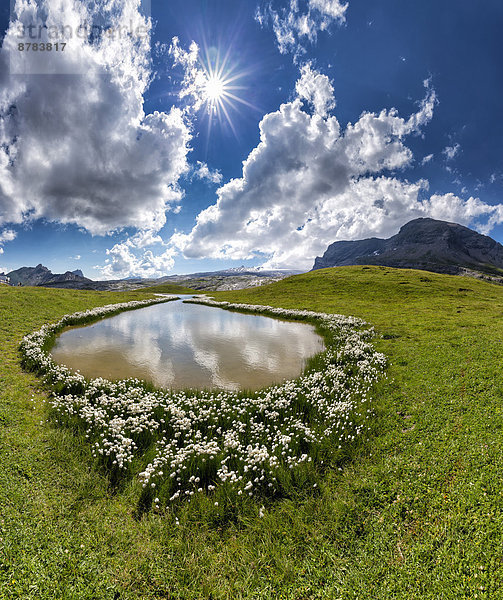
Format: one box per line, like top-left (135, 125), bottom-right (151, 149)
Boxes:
top-left (50, 298), bottom-right (325, 391)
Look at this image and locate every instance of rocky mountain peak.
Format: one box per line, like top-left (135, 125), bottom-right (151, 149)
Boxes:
top-left (7, 264), bottom-right (90, 287)
top-left (313, 218), bottom-right (503, 277)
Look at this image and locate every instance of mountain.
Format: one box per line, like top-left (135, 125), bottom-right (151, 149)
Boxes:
top-left (4, 264), bottom-right (303, 292)
top-left (7, 264), bottom-right (92, 288)
top-left (158, 266), bottom-right (303, 281)
top-left (7, 264), bottom-right (52, 286)
top-left (156, 267), bottom-right (305, 291)
top-left (313, 218), bottom-right (503, 277)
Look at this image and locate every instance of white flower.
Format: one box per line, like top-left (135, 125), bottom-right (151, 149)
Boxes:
top-left (21, 295), bottom-right (386, 506)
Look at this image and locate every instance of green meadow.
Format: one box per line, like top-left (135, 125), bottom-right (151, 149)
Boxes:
top-left (1, 266), bottom-right (502, 599)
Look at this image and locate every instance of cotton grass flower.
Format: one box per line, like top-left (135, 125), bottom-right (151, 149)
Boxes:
top-left (20, 295), bottom-right (386, 509)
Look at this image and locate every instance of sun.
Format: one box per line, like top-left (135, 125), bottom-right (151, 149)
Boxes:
top-left (197, 45), bottom-right (257, 138)
top-left (204, 74), bottom-right (226, 104)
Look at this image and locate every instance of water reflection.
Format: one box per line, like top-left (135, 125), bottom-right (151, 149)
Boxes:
top-left (51, 300), bottom-right (325, 391)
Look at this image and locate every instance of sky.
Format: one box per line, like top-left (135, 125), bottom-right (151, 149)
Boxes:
top-left (0, 0), bottom-right (502, 279)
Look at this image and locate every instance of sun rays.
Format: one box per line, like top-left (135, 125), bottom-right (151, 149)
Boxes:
top-left (198, 44), bottom-right (258, 139)
top-left (169, 35), bottom-right (260, 141)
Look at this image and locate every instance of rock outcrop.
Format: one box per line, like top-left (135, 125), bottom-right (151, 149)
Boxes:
top-left (7, 264), bottom-right (92, 287)
top-left (313, 218), bottom-right (503, 276)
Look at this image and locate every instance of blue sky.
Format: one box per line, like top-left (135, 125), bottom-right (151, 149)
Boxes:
top-left (0, 0), bottom-right (502, 278)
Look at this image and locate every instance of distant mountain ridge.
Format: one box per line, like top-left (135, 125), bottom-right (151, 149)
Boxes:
top-left (158, 266), bottom-right (302, 281)
top-left (313, 218), bottom-right (503, 277)
top-left (4, 264), bottom-right (303, 292)
top-left (7, 264), bottom-right (92, 287)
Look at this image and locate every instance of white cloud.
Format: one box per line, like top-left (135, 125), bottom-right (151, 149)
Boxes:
top-left (99, 239), bottom-right (176, 280)
top-left (423, 193), bottom-right (503, 234)
top-left (256, 0), bottom-right (348, 58)
top-left (443, 143), bottom-right (461, 161)
top-left (296, 62), bottom-right (335, 117)
top-left (0, 229), bottom-right (16, 254)
top-left (71, 255), bottom-right (81, 261)
top-left (169, 37), bottom-right (208, 112)
top-left (192, 161), bottom-right (223, 185)
top-left (97, 227), bottom-right (178, 279)
top-left (172, 70), bottom-right (503, 269)
top-left (421, 154), bottom-right (434, 165)
top-left (309, 0), bottom-right (348, 19)
top-left (0, 229), bottom-right (16, 244)
top-left (128, 230), bottom-right (167, 249)
top-left (0, 0), bottom-right (191, 235)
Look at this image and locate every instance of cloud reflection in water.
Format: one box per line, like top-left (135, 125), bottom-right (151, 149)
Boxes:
top-left (51, 301), bottom-right (325, 390)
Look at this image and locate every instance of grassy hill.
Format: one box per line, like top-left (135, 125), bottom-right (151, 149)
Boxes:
top-left (1, 268), bottom-right (502, 599)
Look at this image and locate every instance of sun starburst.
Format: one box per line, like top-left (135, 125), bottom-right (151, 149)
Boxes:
top-left (204, 74), bottom-right (226, 104)
top-left (197, 45), bottom-right (257, 139)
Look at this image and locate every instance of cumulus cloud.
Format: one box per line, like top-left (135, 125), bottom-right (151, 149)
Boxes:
top-left (296, 62), bottom-right (335, 117)
top-left (168, 37), bottom-right (208, 111)
top-left (443, 143), bottom-right (461, 161)
top-left (0, 229), bottom-right (16, 254)
top-left (421, 154), bottom-right (434, 165)
top-left (99, 232), bottom-right (177, 280)
top-left (192, 161), bottom-right (223, 184)
top-left (0, 0), bottom-right (191, 235)
top-left (423, 193), bottom-right (503, 234)
top-left (96, 227), bottom-right (179, 279)
top-left (172, 69), bottom-right (503, 269)
top-left (100, 245), bottom-right (176, 280)
top-left (256, 0), bottom-right (348, 58)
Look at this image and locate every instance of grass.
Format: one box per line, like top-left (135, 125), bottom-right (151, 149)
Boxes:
top-left (1, 267), bottom-right (502, 599)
